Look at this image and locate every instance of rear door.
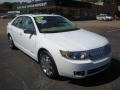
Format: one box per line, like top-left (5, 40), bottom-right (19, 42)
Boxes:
top-left (11, 16), bottom-right (24, 46)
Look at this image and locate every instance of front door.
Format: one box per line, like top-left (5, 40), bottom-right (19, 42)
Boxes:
top-left (20, 16), bottom-right (36, 57)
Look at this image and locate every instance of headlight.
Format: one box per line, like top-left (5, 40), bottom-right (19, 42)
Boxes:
top-left (60, 50), bottom-right (89, 60)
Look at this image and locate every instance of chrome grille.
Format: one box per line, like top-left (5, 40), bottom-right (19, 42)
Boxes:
top-left (89, 44), bottom-right (111, 61)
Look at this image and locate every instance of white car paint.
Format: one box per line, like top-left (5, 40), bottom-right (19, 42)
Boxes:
top-left (7, 14), bottom-right (112, 78)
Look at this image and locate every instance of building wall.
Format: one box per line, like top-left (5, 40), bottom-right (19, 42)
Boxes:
top-left (17, 1), bottom-right (120, 20)
top-left (95, 2), bottom-right (119, 16)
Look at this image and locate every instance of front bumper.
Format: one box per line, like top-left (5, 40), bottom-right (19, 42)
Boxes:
top-left (56, 55), bottom-right (112, 78)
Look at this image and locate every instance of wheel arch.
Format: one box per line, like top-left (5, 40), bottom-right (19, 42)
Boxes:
top-left (37, 48), bottom-right (59, 75)
top-left (37, 48), bottom-right (48, 60)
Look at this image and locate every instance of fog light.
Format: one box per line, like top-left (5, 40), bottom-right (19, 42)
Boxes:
top-left (74, 71), bottom-right (85, 76)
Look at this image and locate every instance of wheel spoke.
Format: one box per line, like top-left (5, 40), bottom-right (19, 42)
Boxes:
top-left (40, 54), bottom-right (53, 76)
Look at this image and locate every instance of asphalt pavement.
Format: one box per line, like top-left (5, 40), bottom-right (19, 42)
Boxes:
top-left (0, 19), bottom-right (120, 90)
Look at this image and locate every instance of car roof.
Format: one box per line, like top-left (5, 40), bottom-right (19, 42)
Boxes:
top-left (18, 14), bottom-right (60, 17)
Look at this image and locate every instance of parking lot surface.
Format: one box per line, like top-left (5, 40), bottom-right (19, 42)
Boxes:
top-left (0, 19), bottom-right (120, 90)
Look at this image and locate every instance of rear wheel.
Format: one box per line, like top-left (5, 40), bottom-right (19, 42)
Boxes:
top-left (8, 35), bottom-right (16, 49)
top-left (38, 50), bottom-right (58, 79)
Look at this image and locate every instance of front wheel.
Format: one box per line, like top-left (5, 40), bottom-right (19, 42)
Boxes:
top-left (38, 50), bottom-right (58, 79)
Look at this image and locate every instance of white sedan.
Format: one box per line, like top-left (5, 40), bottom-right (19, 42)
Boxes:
top-left (7, 14), bottom-right (112, 79)
top-left (96, 14), bottom-right (113, 21)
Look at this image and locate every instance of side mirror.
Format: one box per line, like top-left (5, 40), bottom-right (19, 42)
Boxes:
top-left (24, 29), bottom-right (35, 34)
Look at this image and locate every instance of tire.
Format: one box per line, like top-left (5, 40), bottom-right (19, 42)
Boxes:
top-left (38, 50), bottom-right (59, 79)
top-left (8, 35), bottom-right (16, 49)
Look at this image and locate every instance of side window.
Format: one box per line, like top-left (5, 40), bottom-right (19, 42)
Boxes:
top-left (22, 17), bottom-right (35, 30)
top-left (12, 17), bottom-right (23, 27)
top-left (12, 16), bottom-right (24, 29)
top-left (12, 16), bottom-right (35, 32)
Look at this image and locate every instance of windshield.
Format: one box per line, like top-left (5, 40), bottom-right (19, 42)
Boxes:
top-left (34, 16), bottom-right (79, 33)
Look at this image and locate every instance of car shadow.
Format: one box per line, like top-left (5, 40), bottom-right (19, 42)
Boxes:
top-left (67, 58), bottom-right (120, 87)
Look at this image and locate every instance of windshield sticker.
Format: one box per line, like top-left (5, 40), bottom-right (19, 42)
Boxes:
top-left (36, 16), bottom-right (44, 20)
top-left (35, 16), bottom-right (47, 24)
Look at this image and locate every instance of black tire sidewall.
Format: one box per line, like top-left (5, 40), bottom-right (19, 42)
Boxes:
top-left (8, 35), bottom-right (15, 49)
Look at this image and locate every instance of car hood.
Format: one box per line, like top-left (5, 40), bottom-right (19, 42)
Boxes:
top-left (44, 29), bottom-right (109, 51)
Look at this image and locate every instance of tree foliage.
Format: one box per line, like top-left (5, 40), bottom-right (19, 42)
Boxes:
top-left (0, 2), bottom-right (19, 12)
